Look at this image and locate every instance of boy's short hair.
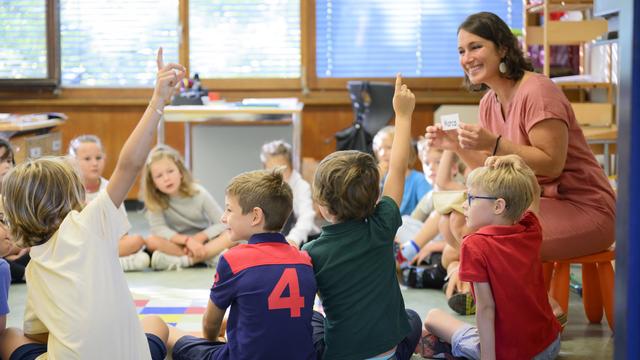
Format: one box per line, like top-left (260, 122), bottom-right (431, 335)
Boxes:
top-left (466, 156), bottom-right (537, 222)
top-left (313, 150), bottom-right (379, 222)
top-left (68, 134), bottom-right (104, 157)
top-left (2, 157), bottom-right (85, 247)
top-left (260, 140), bottom-right (292, 166)
top-left (226, 169), bottom-right (293, 231)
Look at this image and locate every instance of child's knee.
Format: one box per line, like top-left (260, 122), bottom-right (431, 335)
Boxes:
top-left (144, 236), bottom-right (164, 251)
top-left (424, 309), bottom-right (445, 330)
top-left (141, 316), bottom-right (169, 343)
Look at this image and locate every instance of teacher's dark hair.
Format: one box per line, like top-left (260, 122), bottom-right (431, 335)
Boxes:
top-left (459, 12), bottom-right (533, 92)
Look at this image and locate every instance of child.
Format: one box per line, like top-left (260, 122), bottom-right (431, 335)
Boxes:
top-left (373, 125), bottom-right (430, 216)
top-left (141, 144), bottom-right (232, 270)
top-left (0, 48), bottom-right (181, 360)
top-left (68, 134), bottom-right (149, 271)
top-left (0, 209), bottom-right (13, 334)
top-left (168, 169), bottom-right (317, 360)
top-left (260, 139), bottom-right (318, 247)
top-left (0, 138), bottom-right (31, 284)
top-left (302, 75), bottom-right (422, 360)
top-left (420, 155), bottom-right (561, 360)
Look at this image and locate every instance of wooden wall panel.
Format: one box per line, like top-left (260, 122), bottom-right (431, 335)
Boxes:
top-left (0, 102), bottom-right (436, 198)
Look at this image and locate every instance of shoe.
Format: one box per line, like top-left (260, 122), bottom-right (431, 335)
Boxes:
top-left (403, 263), bottom-right (447, 289)
top-left (119, 252), bottom-right (150, 272)
top-left (448, 292), bottom-right (476, 316)
top-left (416, 334), bottom-right (462, 359)
top-left (151, 251), bottom-right (191, 271)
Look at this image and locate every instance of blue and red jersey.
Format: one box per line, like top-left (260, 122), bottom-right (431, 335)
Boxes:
top-left (210, 232), bottom-right (317, 360)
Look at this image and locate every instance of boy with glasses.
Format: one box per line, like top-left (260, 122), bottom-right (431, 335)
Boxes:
top-left (419, 155), bottom-right (561, 360)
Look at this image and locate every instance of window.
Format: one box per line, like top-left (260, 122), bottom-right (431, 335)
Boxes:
top-left (0, 0), bottom-right (48, 80)
top-left (189, 0), bottom-right (300, 79)
top-left (316, 0), bottom-right (522, 78)
top-left (60, 0), bottom-right (179, 87)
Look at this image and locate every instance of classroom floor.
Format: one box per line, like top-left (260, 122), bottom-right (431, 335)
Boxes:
top-left (6, 211), bottom-right (614, 359)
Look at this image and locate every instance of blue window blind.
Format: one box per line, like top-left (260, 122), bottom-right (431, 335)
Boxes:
top-left (189, 0), bottom-right (300, 78)
top-left (316, 1), bottom-right (522, 78)
top-left (60, 0), bottom-right (179, 87)
top-left (0, 0), bottom-right (47, 79)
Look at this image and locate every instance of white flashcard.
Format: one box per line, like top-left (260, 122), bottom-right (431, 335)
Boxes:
top-left (440, 113), bottom-right (460, 131)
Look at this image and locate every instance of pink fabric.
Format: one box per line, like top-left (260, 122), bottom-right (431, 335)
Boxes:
top-left (478, 73), bottom-right (616, 260)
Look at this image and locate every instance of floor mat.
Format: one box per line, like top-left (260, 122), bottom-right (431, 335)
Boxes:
top-left (132, 287), bottom-right (211, 336)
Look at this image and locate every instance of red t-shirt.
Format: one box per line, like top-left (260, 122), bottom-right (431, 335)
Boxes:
top-left (459, 212), bottom-right (561, 359)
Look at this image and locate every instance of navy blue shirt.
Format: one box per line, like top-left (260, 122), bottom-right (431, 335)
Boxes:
top-left (0, 259), bottom-right (9, 316)
top-left (210, 232), bottom-right (317, 360)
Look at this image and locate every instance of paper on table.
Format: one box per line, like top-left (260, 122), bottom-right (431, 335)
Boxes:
top-left (440, 113), bottom-right (460, 131)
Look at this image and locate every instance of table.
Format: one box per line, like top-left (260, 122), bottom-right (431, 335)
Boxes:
top-left (582, 125), bottom-right (617, 176)
top-left (161, 102), bottom-right (303, 202)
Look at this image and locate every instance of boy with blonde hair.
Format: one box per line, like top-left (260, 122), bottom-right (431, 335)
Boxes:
top-left (303, 75), bottom-right (422, 360)
top-left (420, 155), bottom-right (561, 360)
top-left (168, 169), bottom-right (317, 360)
top-left (0, 48), bottom-right (182, 360)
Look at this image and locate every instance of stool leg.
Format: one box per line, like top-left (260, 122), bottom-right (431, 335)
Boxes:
top-left (550, 263), bottom-right (570, 314)
top-left (543, 262), bottom-right (554, 292)
top-left (597, 261), bottom-right (615, 332)
top-left (581, 263), bottom-right (603, 323)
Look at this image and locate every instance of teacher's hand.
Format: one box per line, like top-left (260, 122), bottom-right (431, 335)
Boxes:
top-left (425, 124), bottom-right (460, 151)
top-left (457, 123), bottom-right (497, 152)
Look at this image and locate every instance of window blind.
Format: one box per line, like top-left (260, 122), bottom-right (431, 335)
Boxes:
top-left (316, 0), bottom-right (522, 78)
top-left (60, 0), bottom-right (179, 87)
top-left (189, 0), bottom-right (300, 78)
top-left (0, 0), bottom-right (48, 79)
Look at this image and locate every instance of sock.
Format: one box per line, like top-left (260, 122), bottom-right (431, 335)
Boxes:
top-left (400, 240), bottom-right (419, 263)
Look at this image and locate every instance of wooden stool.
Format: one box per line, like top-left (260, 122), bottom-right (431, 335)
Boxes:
top-left (543, 249), bottom-right (615, 331)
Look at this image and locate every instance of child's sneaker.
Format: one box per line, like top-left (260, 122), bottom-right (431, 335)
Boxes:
top-left (151, 251), bottom-right (191, 271)
top-left (119, 251), bottom-right (150, 272)
top-left (416, 334), bottom-right (463, 359)
top-left (448, 292), bottom-right (476, 316)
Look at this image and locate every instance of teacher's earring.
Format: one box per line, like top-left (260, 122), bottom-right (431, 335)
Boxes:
top-left (499, 61), bottom-right (508, 74)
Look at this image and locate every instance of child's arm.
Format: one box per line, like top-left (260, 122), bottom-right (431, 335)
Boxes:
top-left (382, 74), bottom-right (415, 206)
top-left (473, 282), bottom-right (496, 360)
top-left (107, 48), bottom-right (185, 208)
top-left (202, 299), bottom-right (226, 341)
top-left (192, 189), bottom-right (227, 244)
top-left (435, 151), bottom-right (465, 190)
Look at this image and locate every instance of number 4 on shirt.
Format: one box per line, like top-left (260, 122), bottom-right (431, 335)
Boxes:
top-left (268, 268), bottom-right (305, 317)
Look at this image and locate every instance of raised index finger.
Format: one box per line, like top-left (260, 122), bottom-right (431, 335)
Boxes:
top-left (395, 73), bottom-right (402, 93)
top-left (156, 47), bottom-right (164, 71)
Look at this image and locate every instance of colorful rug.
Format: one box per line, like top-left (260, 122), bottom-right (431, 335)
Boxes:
top-left (132, 287), bottom-right (211, 335)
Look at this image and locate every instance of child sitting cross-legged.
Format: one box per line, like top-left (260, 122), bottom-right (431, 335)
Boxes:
top-left (141, 144), bottom-right (233, 270)
top-left (0, 48), bottom-right (182, 360)
top-left (167, 169), bottom-right (318, 360)
top-left (302, 75), bottom-right (422, 360)
top-left (418, 155), bottom-right (561, 360)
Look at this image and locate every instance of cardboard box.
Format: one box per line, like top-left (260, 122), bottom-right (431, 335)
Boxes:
top-left (11, 131), bottom-right (62, 164)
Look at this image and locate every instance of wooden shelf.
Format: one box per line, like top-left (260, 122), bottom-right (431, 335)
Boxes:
top-left (525, 19), bottom-right (608, 45)
top-left (526, 0), bottom-right (594, 13)
top-left (0, 119), bottom-right (63, 132)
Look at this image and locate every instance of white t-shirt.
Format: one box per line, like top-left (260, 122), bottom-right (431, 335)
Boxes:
top-left (24, 191), bottom-right (151, 360)
top-left (84, 177), bottom-right (108, 204)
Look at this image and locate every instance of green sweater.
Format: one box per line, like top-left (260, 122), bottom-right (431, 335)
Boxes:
top-left (303, 196), bottom-right (411, 360)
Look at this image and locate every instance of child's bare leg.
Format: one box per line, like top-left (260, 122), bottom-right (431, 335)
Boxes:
top-left (145, 235), bottom-right (185, 256)
top-left (439, 214), bottom-right (459, 250)
top-left (448, 211), bottom-right (469, 245)
top-left (441, 244), bottom-right (459, 269)
top-left (194, 232), bottom-right (233, 263)
top-left (167, 326), bottom-right (190, 353)
top-left (0, 328), bottom-right (45, 360)
top-left (118, 234), bottom-right (145, 256)
top-left (142, 315), bottom-right (169, 343)
top-left (423, 308), bottom-right (466, 344)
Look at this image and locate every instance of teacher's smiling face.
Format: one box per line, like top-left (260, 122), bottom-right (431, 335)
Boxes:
top-left (457, 29), bottom-right (505, 86)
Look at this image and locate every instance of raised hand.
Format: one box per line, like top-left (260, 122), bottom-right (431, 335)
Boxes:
top-left (153, 47), bottom-right (186, 104)
top-left (392, 74), bottom-right (415, 119)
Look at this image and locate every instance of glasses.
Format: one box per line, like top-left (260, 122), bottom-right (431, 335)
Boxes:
top-left (467, 193), bottom-right (498, 207)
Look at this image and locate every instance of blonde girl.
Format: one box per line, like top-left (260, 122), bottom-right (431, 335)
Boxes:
top-left (68, 134), bottom-right (148, 271)
top-left (141, 145), bottom-right (232, 270)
